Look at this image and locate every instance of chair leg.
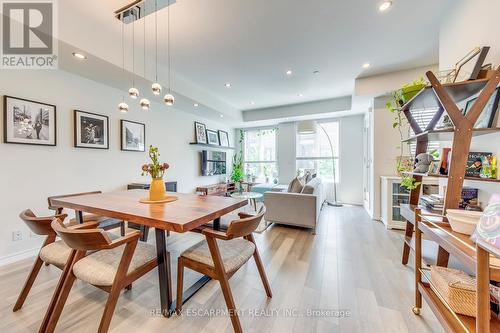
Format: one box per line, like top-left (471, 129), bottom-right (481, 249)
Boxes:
top-left (97, 286), bottom-right (122, 333)
top-left (120, 222), bottom-right (125, 236)
top-left (206, 237), bottom-right (243, 333)
top-left (217, 272), bottom-right (243, 333)
top-left (43, 270), bottom-right (78, 333)
top-left (175, 257), bottom-right (184, 315)
top-left (13, 256), bottom-right (44, 311)
top-left (247, 234), bottom-right (272, 298)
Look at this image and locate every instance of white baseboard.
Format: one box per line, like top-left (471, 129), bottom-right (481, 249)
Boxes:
top-left (0, 247), bottom-right (38, 267)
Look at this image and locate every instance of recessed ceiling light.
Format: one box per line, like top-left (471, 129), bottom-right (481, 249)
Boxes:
top-left (298, 93), bottom-right (303, 97)
top-left (313, 70), bottom-right (320, 74)
top-left (250, 101), bottom-right (255, 105)
top-left (72, 52), bottom-right (87, 60)
top-left (220, 114), bottom-right (224, 118)
top-left (379, 1), bottom-right (392, 12)
top-left (362, 62), bottom-right (371, 68)
top-left (286, 70), bottom-right (293, 75)
top-left (193, 103), bottom-right (199, 107)
top-left (224, 83), bottom-right (231, 88)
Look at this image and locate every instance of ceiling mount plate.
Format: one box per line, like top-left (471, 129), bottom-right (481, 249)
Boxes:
top-left (115, 0), bottom-right (176, 24)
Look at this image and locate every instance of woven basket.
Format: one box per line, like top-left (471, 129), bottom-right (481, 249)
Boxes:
top-left (430, 266), bottom-right (476, 317)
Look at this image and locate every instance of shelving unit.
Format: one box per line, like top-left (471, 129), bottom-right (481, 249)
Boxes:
top-left (189, 142), bottom-right (235, 150)
top-left (400, 67), bottom-right (500, 268)
top-left (414, 214), bottom-right (500, 333)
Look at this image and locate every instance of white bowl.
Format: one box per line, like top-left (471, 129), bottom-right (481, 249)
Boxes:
top-left (447, 215), bottom-right (479, 235)
top-left (447, 209), bottom-right (482, 226)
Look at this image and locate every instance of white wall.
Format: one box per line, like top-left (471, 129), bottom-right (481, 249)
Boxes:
top-left (0, 69), bottom-right (234, 264)
top-left (439, 0), bottom-right (500, 206)
top-left (439, 0), bottom-right (500, 71)
top-left (277, 122), bottom-right (297, 184)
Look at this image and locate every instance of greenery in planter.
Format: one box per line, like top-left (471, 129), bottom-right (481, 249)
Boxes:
top-left (231, 129), bottom-right (245, 184)
top-left (386, 78), bottom-right (427, 190)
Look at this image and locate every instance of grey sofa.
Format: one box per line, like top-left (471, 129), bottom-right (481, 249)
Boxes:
top-left (264, 177), bottom-right (324, 234)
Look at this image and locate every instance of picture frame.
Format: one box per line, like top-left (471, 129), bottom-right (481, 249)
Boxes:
top-left (3, 95), bottom-right (56, 146)
top-left (74, 110), bottom-right (109, 149)
top-left (121, 120), bottom-right (145, 152)
top-left (218, 130), bottom-right (229, 147)
top-left (463, 87), bottom-right (500, 128)
top-left (206, 129), bottom-right (219, 145)
top-left (194, 121), bottom-right (207, 144)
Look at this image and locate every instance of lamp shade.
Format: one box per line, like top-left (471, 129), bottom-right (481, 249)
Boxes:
top-left (297, 120), bottom-right (317, 134)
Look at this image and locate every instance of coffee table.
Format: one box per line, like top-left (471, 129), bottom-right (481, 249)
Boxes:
top-left (230, 191), bottom-right (263, 211)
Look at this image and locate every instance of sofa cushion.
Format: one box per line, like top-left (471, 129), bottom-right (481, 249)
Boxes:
top-left (301, 177), bottom-right (322, 195)
top-left (288, 176), bottom-right (304, 193)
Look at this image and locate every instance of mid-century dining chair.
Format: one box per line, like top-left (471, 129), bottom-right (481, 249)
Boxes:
top-left (13, 209), bottom-right (98, 311)
top-left (48, 191), bottom-right (126, 236)
top-left (43, 219), bottom-right (158, 333)
top-left (176, 206), bottom-right (272, 333)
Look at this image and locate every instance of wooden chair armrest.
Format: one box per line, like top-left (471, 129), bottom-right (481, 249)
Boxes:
top-left (105, 231), bottom-right (141, 249)
top-left (238, 212), bottom-right (255, 219)
top-left (202, 228), bottom-right (230, 240)
top-left (66, 221), bottom-right (100, 230)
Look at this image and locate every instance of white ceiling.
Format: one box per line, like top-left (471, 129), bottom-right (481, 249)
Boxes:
top-left (58, 0), bottom-right (452, 120)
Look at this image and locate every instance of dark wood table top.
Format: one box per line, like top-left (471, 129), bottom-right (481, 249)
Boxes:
top-left (50, 190), bottom-right (247, 232)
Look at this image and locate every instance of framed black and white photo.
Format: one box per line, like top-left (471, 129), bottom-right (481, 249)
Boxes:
top-left (194, 121), bottom-right (207, 144)
top-left (3, 95), bottom-right (56, 146)
top-left (74, 110), bottom-right (109, 149)
top-left (218, 130), bottom-right (229, 147)
top-left (206, 129), bottom-right (219, 145)
top-left (121, 120), bottom-right (145, 152)
top-left (463, 87), bottom-right (500, 128)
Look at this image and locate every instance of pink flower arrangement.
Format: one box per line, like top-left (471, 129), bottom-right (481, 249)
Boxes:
top-left (141, 145), bottom-right (170, 179)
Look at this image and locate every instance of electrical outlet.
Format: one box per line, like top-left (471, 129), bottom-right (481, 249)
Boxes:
top-left (12, 230), bottom-right (22, 241)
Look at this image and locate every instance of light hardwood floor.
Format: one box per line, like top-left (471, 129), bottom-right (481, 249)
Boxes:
top-left (0, 205), bottom-right (443, 333)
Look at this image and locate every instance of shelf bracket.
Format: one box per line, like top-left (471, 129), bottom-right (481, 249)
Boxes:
top-left (465, 65), bottom-right (500, 125)
top-left (426, 71), bottom-right (464, 126)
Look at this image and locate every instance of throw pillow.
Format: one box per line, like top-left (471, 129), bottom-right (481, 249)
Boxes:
top-left (289, 176), bottom-right (304, 193)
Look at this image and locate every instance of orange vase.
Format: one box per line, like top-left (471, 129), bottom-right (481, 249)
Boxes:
top-left (149, 178), bottom-right (166, 201)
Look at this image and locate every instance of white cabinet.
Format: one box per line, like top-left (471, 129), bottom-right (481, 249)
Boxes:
top-left (380, 176), bottom-right (438, 230)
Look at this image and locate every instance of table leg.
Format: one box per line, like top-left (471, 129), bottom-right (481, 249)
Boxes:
top-left (155, 228), bottom-right (172, 317)
top-left (213, 217), bottom-right (221, 231)
top-left (75, 210), bottom-right (84, 224)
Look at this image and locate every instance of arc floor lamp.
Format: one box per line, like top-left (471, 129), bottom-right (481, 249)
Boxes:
top-left (297, 120), bottom-right (342, 207)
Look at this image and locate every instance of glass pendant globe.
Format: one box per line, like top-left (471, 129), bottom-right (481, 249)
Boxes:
top-left (128, 87), bottom-right (139, 99)
top-left (118, 102), bottom-right (129, 113)
top-left (152, 83), bottom-right (162, 95)
top-left (164, 93), bottom-right (175, 106)
top-left (140, 98), bottom-right (150, 110)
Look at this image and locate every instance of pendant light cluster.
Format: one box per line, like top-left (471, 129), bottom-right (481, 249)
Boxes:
top-left (117, 0), bottom-right (175, 113)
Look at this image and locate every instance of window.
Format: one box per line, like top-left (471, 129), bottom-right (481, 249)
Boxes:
top-left (243, 128), bottom-right (277, 182)
top-left (296, 121), bottom-right (339, 182)
top-left (408, 107), bottom-right (441, 155)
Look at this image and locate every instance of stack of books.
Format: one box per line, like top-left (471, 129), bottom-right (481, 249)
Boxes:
top-left (420, 194), bottom-right (444, 212)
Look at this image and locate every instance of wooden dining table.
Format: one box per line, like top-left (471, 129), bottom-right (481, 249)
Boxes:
top-left (50, 189), bottom-right (247, 317)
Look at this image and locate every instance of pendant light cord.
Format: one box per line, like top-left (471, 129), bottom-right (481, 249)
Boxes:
top-left (167, 0), bottom-right (171, 93)
top-left (155, 0), bottom-right (158, 82)
top-left (132, 13), bottom-right (135, 86)
top-left (121, 20), bottom-right (125, 102)
top-left (143, 5), bottom-right (146, 79)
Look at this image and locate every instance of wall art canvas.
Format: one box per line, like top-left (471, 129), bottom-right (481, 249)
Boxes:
top-left (206, 129), bottom-right (219, 145)
top-left (74, 110), bottom-right (108, 149)
top-left (121, 120), bottom-right (145, 152)
top-left (195, 122), bottom-right (207, 144)
top-left (218, 130), bottom-right (229, 147)
top-left (3, 95), bottom-right (56, 146)
top-left (464, 87), bottom-right (500, 128)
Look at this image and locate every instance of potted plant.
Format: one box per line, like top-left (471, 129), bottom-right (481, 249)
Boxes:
top-left (141, 145), bottom-right (170, 201)
top-left (231, 153), bottom-right (245, 192)
top-left (400, 78), bottom-right (426, 104)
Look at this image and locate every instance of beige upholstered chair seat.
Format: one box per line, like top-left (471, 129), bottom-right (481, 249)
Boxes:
top-left (39, 233), bottom-right (121, 269)
top-left (39, 240), bottom-right (72, 268)
top-left (182, 238), bottom-right (255, 274)
top-left (73, 242), bottom-right (156, 286)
